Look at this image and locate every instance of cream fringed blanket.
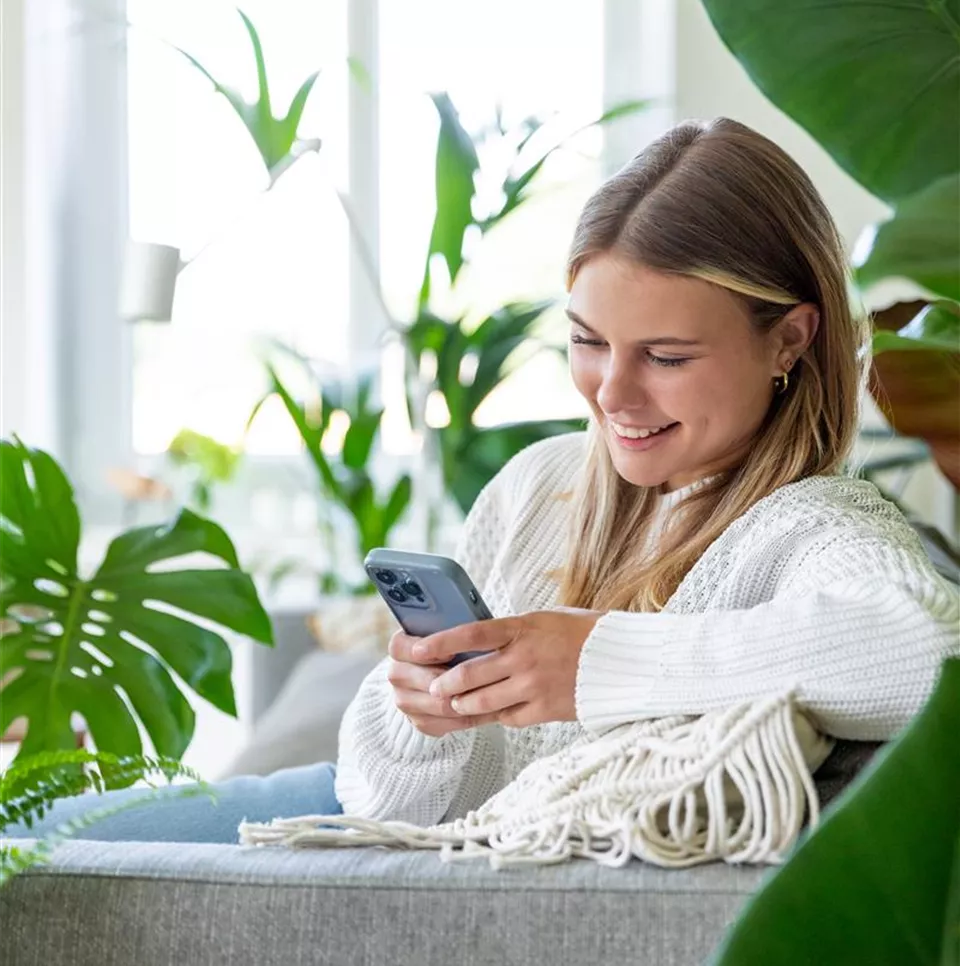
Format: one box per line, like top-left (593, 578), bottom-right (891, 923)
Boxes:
top-left (238, 694), bottom-right (833, 870)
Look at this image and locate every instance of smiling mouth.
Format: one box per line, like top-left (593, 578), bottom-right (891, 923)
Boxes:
top-left (610, 421), bottom-right (679, 439)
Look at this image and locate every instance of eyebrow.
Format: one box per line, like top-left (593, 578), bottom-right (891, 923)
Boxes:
top-left (565, 309), bottom-right (702, 347)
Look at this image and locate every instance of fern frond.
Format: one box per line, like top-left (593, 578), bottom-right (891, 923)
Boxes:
top-left (2, 750), bottom-right (202, 805)
top-left (0, 781), bottom-right (217, 887)
top-left (1, 752), bottom-right (207, 839)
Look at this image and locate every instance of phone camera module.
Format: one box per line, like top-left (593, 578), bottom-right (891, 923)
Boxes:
top-left (401, 580), bottom-right (423, 598)
top-left (386, 587), bottom-right (407, 604)
top-left (375, 569), bottom-right (398, 586)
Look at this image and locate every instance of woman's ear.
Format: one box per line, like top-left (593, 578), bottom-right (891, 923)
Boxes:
top-left (774, 303), bottom-right (820, 370)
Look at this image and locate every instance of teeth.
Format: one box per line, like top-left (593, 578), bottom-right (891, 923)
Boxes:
top-left (611, 422), bottom-right (673, 439)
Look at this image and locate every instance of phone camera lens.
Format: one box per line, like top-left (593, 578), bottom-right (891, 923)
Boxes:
top-left (386, 587), bottom-right (407, 604)
top-left (375, 569), bottom-right (398, 585)
top-left (401, 580), bottom-right (423, 598)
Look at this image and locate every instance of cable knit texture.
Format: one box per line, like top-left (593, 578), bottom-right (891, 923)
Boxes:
top-left (335, 432), bottom-right (960, 827)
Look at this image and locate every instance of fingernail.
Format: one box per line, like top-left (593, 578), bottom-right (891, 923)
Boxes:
top-left (450, 696), bottom-right (461, 713)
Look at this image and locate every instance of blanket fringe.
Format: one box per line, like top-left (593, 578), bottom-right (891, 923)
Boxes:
top-left (238, 694), bottom-right (827, 870)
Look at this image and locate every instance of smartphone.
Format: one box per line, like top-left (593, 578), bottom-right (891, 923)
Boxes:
top-left (364, 548), bottom-right (493, 667)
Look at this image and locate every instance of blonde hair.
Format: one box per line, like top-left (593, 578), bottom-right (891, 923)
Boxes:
top-left (559, 118), bottom-right (870, 613)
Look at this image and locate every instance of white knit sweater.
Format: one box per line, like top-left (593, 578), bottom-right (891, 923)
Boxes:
top-left (335, 433), bottom-right (960, 827)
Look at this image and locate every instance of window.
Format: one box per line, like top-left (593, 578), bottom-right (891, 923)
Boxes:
top-left (127, 0), bottom-right (350, 457)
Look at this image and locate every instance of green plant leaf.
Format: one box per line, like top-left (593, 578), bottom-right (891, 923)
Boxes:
top-left (341, 410), bottom-right (382, 470)
top-left (346, 55), bottom-right (371, 94)
top-left (711, 658), bottom-right (960, 965)
top-left (482, 100), bottom-right (649, 232)
top-left (0, 439), bottom-right (271, 775)
top-left (434, 323), bottom-right (471, 429)
top-left (419, 93), bottom-right (480, 308)
top-left (444, 420), bottom-right (584, 513)
top-left (175, 8), bottom-right (320, 176)
top-left (857, 175), bottom-right (960, 302)
top-left (464, 302), bottom-right (553, 415)
top-left (167, 429), bottom-right (242, 485)
top-left (275, 69), bottom-right (321, 168)
top-left (238, 8), bottom-right (273, 141)
top-left (700, 0), bottom-right (960, 203)
top-left (339, 374), bottom-right (383, 471)
top-left (261, 354), bottom-right (411, 590)
top-left (382, 475), bottom-right (412, 536)
top-left (945, 832), bottom-right (960, 965)
top-left (266, 365), bottom-right (342, 500)
top-left (872, 301), bottom-right (960, 355)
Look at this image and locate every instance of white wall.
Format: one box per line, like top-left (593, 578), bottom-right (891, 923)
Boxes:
top-left (672, 0), bottom-right (956, 537)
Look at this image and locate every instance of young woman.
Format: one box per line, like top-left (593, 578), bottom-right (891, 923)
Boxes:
top-left (10, 117), bottom-right (958, 844)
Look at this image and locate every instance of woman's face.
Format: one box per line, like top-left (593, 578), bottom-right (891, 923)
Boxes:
top-left (567, 254), bottom-right (814, 492)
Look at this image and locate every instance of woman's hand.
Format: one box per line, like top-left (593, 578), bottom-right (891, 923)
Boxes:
top-left (387, 630), bottom-right (501, 737)
top-left (417, 610), bottom-right (602, 728)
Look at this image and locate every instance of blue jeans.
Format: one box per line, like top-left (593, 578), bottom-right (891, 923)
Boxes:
top-left (3, 762), bottom-right (342, 844)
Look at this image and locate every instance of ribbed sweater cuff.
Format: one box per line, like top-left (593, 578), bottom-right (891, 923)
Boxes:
top-left (576, 610), bottom-right (678, 736)
top-left (369, 671), bottom-right (473, 762)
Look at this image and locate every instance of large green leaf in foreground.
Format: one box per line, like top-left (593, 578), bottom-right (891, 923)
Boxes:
top-left (701, 0), bottom-right (960, 203)
top-left (0, 439), bottom-right (272, 782)
top-left (713, 658), bottom-right (960, 964)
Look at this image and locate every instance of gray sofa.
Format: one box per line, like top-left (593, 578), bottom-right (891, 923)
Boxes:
top-left (0, 840), bottom-right (769, 965)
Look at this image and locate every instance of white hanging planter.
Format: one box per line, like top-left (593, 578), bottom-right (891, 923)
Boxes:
top-left (118, 240), bottom-right (182, 323)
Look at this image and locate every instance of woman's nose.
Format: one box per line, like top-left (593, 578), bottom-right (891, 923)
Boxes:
top-left (596, 356), bottom-right (648, 414)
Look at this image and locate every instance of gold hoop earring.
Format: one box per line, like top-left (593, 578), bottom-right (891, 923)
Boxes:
top-left (774, 371), bottom-right (790, 394)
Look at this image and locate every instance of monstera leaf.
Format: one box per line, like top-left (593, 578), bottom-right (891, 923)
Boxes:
top-left (0, 439), bottom-right (273, 777)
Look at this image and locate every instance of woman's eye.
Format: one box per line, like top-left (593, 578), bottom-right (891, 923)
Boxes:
top-left (570, 334), bottom-right (605, 347)
top-left (648, 354), bottom-right (689, 367)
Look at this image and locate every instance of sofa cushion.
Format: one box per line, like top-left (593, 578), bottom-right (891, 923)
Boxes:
top-left (0, 839), bottom-right (768, 966)
top-left (218, 649), bottom-right (381, 780)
